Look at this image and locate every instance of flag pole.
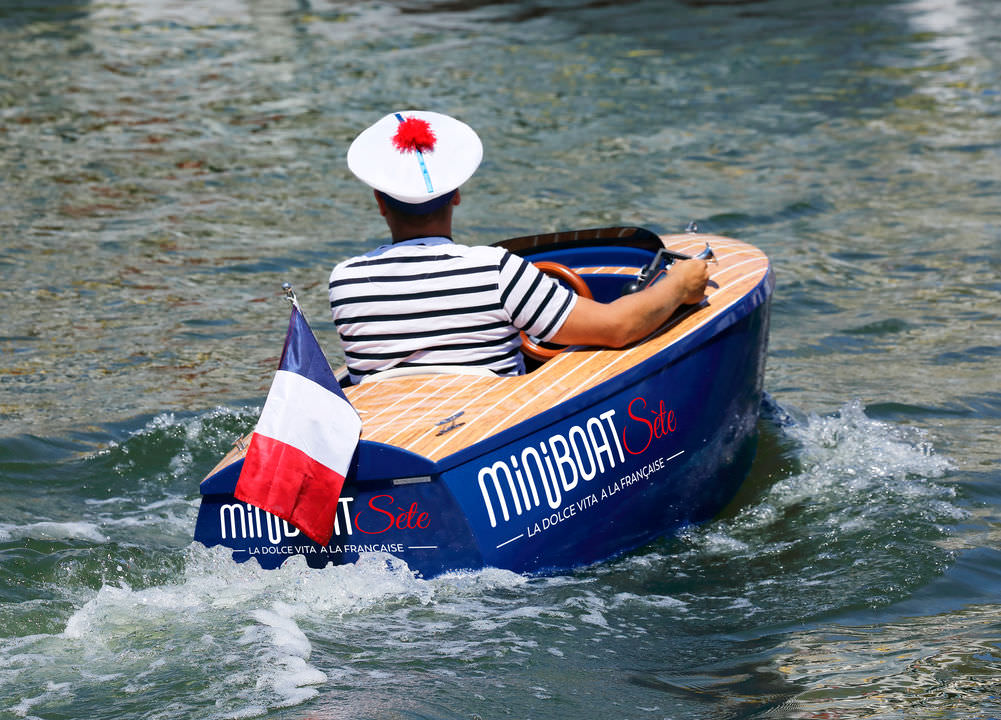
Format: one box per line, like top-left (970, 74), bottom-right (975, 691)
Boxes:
top-left (281, 282), bottom-right (300, 311)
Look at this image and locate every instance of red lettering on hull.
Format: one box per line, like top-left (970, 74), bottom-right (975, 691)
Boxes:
top-left (622, 396), bottom-right (677, 456)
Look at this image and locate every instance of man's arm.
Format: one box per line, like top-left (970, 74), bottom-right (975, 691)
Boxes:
top-left (549, 259), bottom-right (709, 349)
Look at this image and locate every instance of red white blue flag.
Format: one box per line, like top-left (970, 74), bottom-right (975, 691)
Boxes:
top-left (235, 302), bottom-right (361, 546)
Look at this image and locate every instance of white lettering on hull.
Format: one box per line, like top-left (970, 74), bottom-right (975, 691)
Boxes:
top-left (219, 496), bottom-right (354, 544)
top-left (476, 409), bottom-right (625, 528)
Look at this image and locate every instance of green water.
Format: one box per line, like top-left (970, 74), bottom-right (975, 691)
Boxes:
top-left (2, 1), bottom-right (1000, 718)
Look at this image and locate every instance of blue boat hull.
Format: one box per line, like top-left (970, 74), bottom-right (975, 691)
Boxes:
top-left (195, 279), bottom-right (771, 577)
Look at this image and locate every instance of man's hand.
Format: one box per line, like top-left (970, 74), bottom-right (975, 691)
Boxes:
top-left (671, 258), bottom-right (710, 305)
top-left (550, 256), bottom-right (712, 349)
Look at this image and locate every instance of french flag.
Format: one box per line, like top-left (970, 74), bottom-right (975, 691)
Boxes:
top-left (235, 301), bottom-right (361, 546)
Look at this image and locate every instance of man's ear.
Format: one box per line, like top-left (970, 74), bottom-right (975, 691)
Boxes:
top-left (374, 189), bottom-right (389, 216)
top-left (452, 189), bottom-right (461, 206)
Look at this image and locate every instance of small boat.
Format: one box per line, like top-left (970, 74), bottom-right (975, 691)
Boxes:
top-left (194, 226), bottom-right (773, 577)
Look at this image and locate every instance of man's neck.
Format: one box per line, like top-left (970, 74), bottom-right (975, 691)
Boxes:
top-left (389, 219), bottom-right (453, 242)
top-left (392, 233), bottom-right (452, 244)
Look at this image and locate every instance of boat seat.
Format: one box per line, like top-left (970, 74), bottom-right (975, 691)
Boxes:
top-left (360, 365), bottom-right (498, 383)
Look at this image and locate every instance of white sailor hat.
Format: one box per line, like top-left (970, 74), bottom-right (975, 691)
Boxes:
top-left (347, 110), bottom-right (482, 213)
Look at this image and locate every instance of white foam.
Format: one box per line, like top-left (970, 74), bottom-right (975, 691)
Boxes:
top-left (698, 530), bottom-right (751, 555)
top-left (0, 521), bottom-right (108, 543)
top-left (611, 592), bottom-right (687, 611)
top-left (52, 551), bottom-right (345, 717)
top-left (747, 401), bottom-right (954, 528)
top-left (564, 592), bottom-right (610, 628)
top-left (249, 606), bottom-right (312, 659)
top-left (10, 681), bottom-right (72, 718)
top-left (3, 536), bottom-right (606, 718)
top-left (785, 399), bottom-right (955, 484)
top-left (241, 606), bottom-right (326, 708)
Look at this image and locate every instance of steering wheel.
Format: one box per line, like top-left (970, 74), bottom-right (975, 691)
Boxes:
top-left (520, 261), bottom-right (593, 362)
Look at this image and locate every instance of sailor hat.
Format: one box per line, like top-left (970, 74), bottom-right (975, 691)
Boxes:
top-left (347, 110), bottom-right (482, 212)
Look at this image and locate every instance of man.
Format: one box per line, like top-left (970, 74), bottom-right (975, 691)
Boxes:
top-left (329, 110), bottom-right (708, 384)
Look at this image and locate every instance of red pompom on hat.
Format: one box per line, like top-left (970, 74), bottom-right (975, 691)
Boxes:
top-left (347, 110), bottom-right (483, 205)
top-left (392, 117), bottom-right (436, 154)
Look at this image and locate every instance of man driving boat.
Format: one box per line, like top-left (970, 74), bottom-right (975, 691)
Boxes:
top-left (329, 110), bottom-right (708, 385)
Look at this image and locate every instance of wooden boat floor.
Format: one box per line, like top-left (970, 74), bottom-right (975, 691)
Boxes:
top-left (207, 234), bottom-right (769, 476)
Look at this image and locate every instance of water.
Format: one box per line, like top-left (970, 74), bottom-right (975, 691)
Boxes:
top-left (1, 0), bottom-right (1000, 718)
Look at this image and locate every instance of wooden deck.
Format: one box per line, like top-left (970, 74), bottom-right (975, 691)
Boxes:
top-left (207, 234), bottom-right (770, 476)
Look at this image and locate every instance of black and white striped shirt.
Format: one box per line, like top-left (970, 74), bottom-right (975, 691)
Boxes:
top-left (329, 237), bottom-right (577, 384)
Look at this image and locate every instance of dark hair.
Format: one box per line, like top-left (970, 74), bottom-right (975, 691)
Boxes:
top-left (379, 190), bottom-right (455, 227)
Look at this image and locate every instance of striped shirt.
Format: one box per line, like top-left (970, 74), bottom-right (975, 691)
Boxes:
top-left (328, 237), bottom-right (577, 384)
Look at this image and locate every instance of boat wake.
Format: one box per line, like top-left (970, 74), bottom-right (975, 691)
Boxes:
top-left (667, 396), bottom-right (962, 627)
